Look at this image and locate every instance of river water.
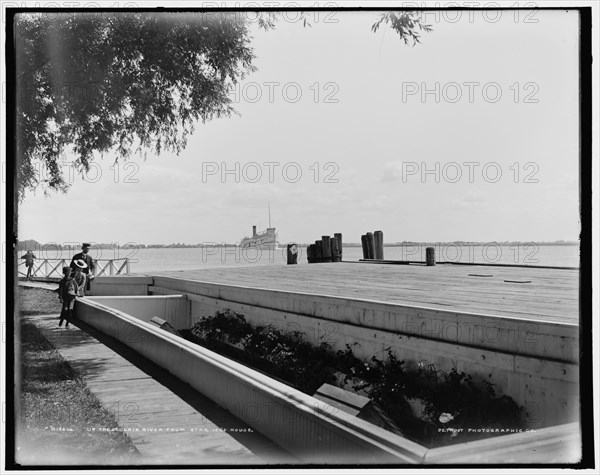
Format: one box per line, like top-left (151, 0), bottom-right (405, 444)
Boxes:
top-left (91, 243), bottom-right (579, 274)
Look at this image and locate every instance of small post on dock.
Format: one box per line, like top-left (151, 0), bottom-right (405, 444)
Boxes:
top-left (374, 231), bottom-right (384, 260)
top-left (361, 235), bottom-right (368, 259)
top-left (287, 244), bottom-right (298, 265)
top-left (315, 240), bottom-right (324, 263)
top-left (322, 236), bottom-right (332, 263)
top-left (426, 247), bottom-right (436, 266)
top-left (366, 232), bottom-right (375, 260)
top-left (307, 244), bottom-right (316, 263)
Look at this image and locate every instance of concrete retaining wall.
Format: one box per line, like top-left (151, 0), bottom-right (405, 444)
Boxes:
top-left (149, 276), bottom-right (579, 429)
top-left (73, 296), bottom-right (581, 464)
top-left (86, 295), bottom-right (191, 330)
top-left (88, 276), bottom-right (153, 297)
top-left (73, 297), bottom-right (428, 464)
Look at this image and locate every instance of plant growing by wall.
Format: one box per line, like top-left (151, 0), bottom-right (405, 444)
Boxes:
top-left (191, 311), bottom-right (338, 393)
top-left (188, 310), bottom-right (524, 447)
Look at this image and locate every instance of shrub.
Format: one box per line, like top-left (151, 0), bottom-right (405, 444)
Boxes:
top-left (191, 309), bottom-right (252, 345)
top-left (188, 311), bottom-right (524, 447)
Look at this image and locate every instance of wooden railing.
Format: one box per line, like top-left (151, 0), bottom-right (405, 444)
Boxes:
top-left (18, 258), bottom-right (130, 280)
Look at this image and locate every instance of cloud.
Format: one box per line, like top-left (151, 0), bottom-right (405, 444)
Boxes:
top-left (451, 190), bottom-right (489, 209)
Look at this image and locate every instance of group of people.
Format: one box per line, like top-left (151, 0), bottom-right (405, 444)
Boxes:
top-left (21, 243), bottom-right (96, 328)
top-left (56, 243), bottom-right (96, 328)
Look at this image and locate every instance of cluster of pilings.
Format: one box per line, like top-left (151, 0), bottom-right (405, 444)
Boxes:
top-left (361, 231), bottom-right (384, 260)
top-left (307, 234), bottom-right (343, 263)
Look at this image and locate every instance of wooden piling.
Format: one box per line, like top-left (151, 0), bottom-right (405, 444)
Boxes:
top-left (331, 237), bottom-right (340, 262)
top-left (287, 244), bottom-right (298, 265)
top-left (331, 238), bottom-right (339, 263)
top-left (374, 231), bottom-right (384, 260)
top-left (322, 236), bottom-right (332, 263)
top-left (315, 240), bottom-right (324, 263)
top-left (426, 247), bottom-right (436, 266)
top-left (361, 235), bottom-right (368, 259)
top-left (307, 244), bottom-right (316, 263)
top-left (366, 232), bottom-right (375, 260)
top-left (334, 233), bottom-right (343, 262)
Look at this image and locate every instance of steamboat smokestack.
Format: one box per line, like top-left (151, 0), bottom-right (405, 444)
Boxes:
top-left (252, 225), bottom-right (257, 237)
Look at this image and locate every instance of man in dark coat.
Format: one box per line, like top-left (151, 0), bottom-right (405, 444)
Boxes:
top-left (21, 250), bottom-right (36, 280)
top-left (70, 243), bottom-right (95, 291)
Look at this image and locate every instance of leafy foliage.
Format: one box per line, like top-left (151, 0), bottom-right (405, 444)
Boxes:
top-left (417, 368), bottom-right (523, 433)
top-left (190, 311), bottom-right (524, 447)
top-left (191, 310), bottom-right (338, 393)
top-left (14, 11), bottom-right (432, 199)
top-left (192, 308), bottom-right (252, 344)
top-left (371, 11), bottom-right (433, 45)
top-left (15, 12), bottom-right (255, 199)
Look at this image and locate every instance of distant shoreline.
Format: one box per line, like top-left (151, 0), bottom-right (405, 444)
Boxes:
top-left (17, 240), bottom-right (580, 251)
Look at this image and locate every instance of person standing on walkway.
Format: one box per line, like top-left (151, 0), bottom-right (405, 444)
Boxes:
top-left (60, 260), bottom-right (87, 329)
top-left (70, 243), bottom-right (95, 292)
top-left (57, 266), bottom-right (74, 328)
top-left (21, 250), bottom-right (36, 280)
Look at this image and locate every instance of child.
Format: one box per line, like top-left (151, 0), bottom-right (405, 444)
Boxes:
top-left (60, 260), bottom-right (87, 328)
top-left (57, 266), bottom-right (73, 328)
top-left (70, 259), bottom-right (88, 298)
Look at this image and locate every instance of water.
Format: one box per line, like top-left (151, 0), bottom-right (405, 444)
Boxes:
top-left (100, 243), bottom-right (579, 274)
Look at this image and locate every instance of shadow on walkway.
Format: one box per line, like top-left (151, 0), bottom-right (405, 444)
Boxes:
top-left (28, 313), bottom-right (295, 464)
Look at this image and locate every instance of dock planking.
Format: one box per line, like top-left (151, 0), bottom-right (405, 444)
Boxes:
top-left (26, 313), bottom-right (294, 465)
top-left (152, 262), bottom-right (579, 324)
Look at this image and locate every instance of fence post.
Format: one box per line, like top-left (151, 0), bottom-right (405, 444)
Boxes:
top-left (126, 258), bottom-right (130, 274)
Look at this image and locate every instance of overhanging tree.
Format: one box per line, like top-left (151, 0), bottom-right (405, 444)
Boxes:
top-left (14, 11), bottom-right (431, 199)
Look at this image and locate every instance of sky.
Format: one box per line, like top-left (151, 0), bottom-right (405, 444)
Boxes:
top-left (15, 9), bottom-right (581, 246)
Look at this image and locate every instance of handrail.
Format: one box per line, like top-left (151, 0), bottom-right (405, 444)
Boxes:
top-left (18, 257), bottom-right (130, 279)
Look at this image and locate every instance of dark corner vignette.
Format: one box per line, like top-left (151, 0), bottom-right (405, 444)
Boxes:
top-left (6, 6), bottom-right (18, 471)
top-left (578, 5), bottom-right (594, 470)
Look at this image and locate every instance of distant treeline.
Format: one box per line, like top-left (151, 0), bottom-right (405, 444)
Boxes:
top-left (17, 240), bottom-right (141, 251)
top-left (17, 240), bottom-right (238, 251)
top-left (18, 239), bottom-right (579, 252)
top-left (343, 241), bottom-right (579, 247)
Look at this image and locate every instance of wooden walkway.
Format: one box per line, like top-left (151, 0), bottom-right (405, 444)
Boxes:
top-left (18, 280), bottom-right (59, 291)
top-left (27, 312), bottom-right (294, 465)
top-left (153, 262), bottom-right (579, 324)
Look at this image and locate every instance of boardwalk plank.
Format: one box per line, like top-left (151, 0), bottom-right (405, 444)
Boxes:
top-left (153, 263), bottom-right (579, 324)
top-left (26, 313), bottom-right (294, 465)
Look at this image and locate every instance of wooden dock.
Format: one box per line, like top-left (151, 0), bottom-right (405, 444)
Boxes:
top-left (26, 312), bottom-right (294, 465)
top-left (152, 262), bottom-right (579, 324)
